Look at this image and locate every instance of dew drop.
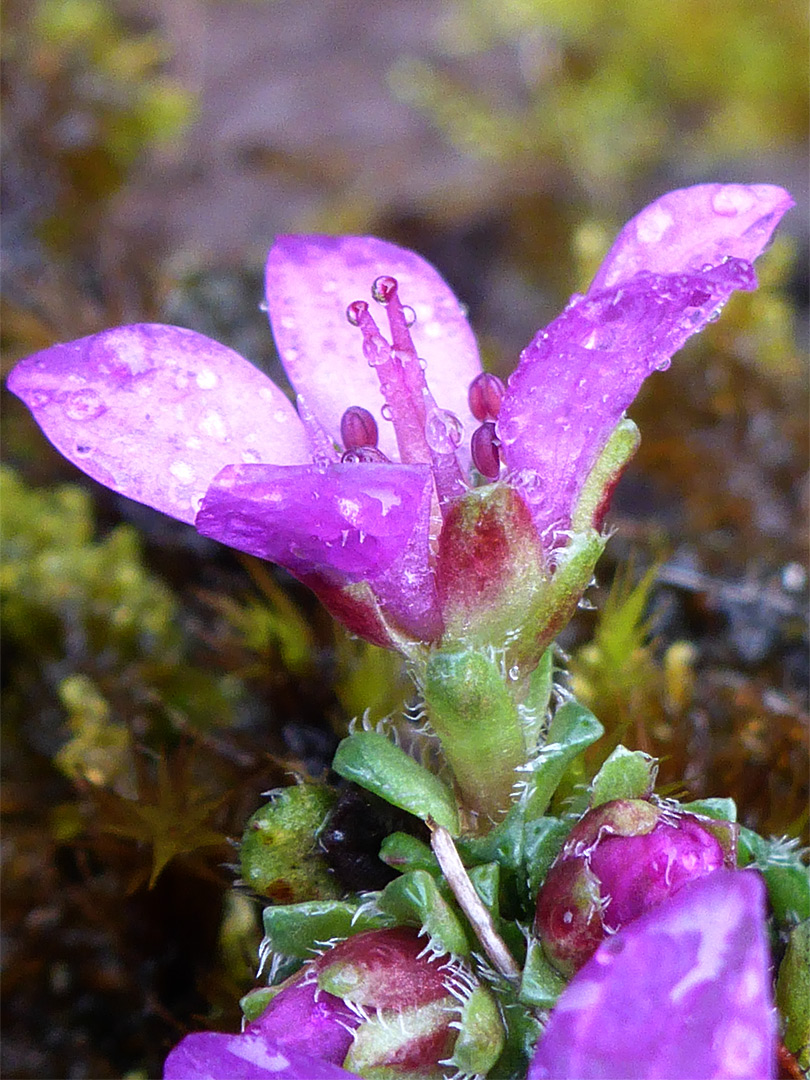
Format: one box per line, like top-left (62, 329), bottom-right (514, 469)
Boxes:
top-left (425, 408), bottom-right (463, 454)
top-left (258, 300), bottom-right (269, 313)
top-left (508, 665), bottom-right (520, 681)
top-left (29, 390), bottom-right (51, 408)
top-left (418, 358), bottom-right (428, 370)
top-left (371, 275), bottom-right (397, 304)
top-left (196, 369), bottom-right (219, 390)
top-left (185, 436), bottom-right (203, 450)
top-left (346, 300), bottom-right (368, 326)
top-left (241, 449), bottom-right (262, 464)
top-left (711, 185), bottom-right (755, 217)
top-left (402, 305), bottom-right (416, 327)
top-left (199, 409), bottom-right (228, 441)
top-left (381, 403), bottom-right (393, 421)
top-left (170, 460), bottom-right (195, 484)
top-left (64, 388), bottom-right (105, 420)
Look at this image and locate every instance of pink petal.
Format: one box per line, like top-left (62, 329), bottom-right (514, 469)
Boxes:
top-left (265, 236), bottom-right (481, 461)
top-left (163, 1031), bottom-right (359, 1080)
top-left (195, 460), bottom-right (433, 582)
top-left (529, 870), bottom-right (776, 1080)
top-left (589, 184), bottom-right (794, 293)
top-left (7, 324), bottom-right (309, 524)
top-left (498, 257), bottom-right (762, 549)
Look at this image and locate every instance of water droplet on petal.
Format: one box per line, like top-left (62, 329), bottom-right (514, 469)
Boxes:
top-left (636, 206), bottom-right (673, 244)
top-left (381, 403), bottom-right (393, 421)
top-left (425, 408), bottom-right (463, 454)
top-left (198, 409), bottom-right (228, 441)
top-left (195, 369), bottom-right (218, 390)
top-left (64, 388), bottom-right (105, 420)
top-left (241, 449), bottom-right (262, 464)
top-left (170, 460), bottom-right (195, 484)
top-left (711, 185), bottom-right (755, 217)
top-left (341, 446), bottom-right (390, 464)
top-left (508, 665), bottom-right (520, 681)
top-left (258, 300), bottom-right (269, 313)
top-left (29, 390), bottom-right (51, 408)
top-left (401, 305), bottom-right (416, 327)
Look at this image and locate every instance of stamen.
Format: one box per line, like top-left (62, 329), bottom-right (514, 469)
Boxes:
top-left (340, 405), bottom-right (379, 450)
top-left (468, 372), bottom-right (505, 422)
top-left (471, 422), bottom-right (501, 479)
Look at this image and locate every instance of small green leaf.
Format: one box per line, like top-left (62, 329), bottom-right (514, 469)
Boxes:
top-left (777, 919), bottom-right (810, 1070)
top-left (521, 647), bottom-right (555, 754)
top-left (333, 731), bottom-right (460, 835)
top-left (738, 828), bottom-right (810, 925)
top-left (523, 700), bottom-right (604, 818)
top-left (524, 816), bottom-right (570, 898)
top-left (458, 801), bottom-right (525, 873)
top-left (451, 985), bottom-right (506, 1075)
top-left (680, 797), bottom-right (738, 822)
top-left (378, 832), bottom-right (440, 875)
top-left (519, 937), bottom-right (567, 1009)
top-left (590, 744), bottom-right (657, 806)
top-left (262, 899), bottom-right (390, 958)
top-left (239, 986), bottom-right (278, 1023)
top-left (469, 862), bottom-right (501, 919)
top-left (378, 870), bottom-right (470, 956)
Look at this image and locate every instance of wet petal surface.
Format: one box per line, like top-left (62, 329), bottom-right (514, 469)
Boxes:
top-left (589, 184), bottom-right (794, 292)
top-left (163, 1031), bottom-right (359, 1080)
top-left (529, 869), bottom-right (776, 1080)
top-left (7, 324), bottom-right (308, 524)
top-left (265, 236), bottom-right (481, 461)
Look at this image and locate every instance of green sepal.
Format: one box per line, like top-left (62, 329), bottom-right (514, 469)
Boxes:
top-left (450, 985), bottom-right (506, 1076)
top-left (680, 797), bottom-right (738, 822)
top-left (261, 898), bottom-right (391, 959)
top-left (469, 861), bottom-right (501, 920)
top-left (738, 828), bottom-right (810, 925)
top-left (240, 783), bottom-right (339, 902)
top-left (571, 418), bottom-right (640, 532)
top-left (522, 699), bottom-right (604, 819)
top-left (519, 937), bottom-right (567, 1009)
top-left (423, 648), bottom-right (526, 818)
top-left (777, 919), bottom-right (810, 1070)
top-left (332, 731), bottom-right (460, 835)
top-left (343, 998), bottom-right (455, 1079)
top-left (520, 647), bottom-right (555, 756)
top-left (524, 816), bottom-right (571, 899)
top-left (378, 870), bottom-right (470, 956)
top-left (589, 744), bottom-right (658, 806)
top-left (239, 986), bottom-right (278, 1023)
top-left (378, 832), bottom-right (440, 876)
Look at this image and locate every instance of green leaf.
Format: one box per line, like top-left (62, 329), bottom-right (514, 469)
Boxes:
top-left (590, 744), bottom-right (657, 806)
top-left (378, 870), bottom-right (470, 956)
top-left (378, 832), bottom-right (440, 876)
top-left (519, 937), bottom-right (567, 1009)
top-left (261, 899), bottom-right (390, 958)
top-left (777, 919), bottom-right (810, 1070)
top-left (680, 797), bottom-right (738, 822)
top-left (469, 862), bottom-right (501, 919)
top-left (522, 700), bottom-right (604, 819)
top-left (332, 731), bottom-right (459, 835)
top-left (458, 801), bottom-right (526, 873)
top-left (520, 647), bottom-right (555, 754)
top-left (524, 816), bottom-right (570, 898)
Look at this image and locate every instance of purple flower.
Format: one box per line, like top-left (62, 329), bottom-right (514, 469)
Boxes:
top-left (7, 185), bottom-right (792, 650)
top-left (535, 799), bottom-right (737, 976)
top-left (163, 927), bottom-right (502, 1079)
top-left (529, 869), bottom-right (777, 1080)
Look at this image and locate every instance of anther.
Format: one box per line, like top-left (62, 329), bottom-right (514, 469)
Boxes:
top-left (471, 422), bottom-right (501, 479)
top-left (340, 405), bottom-right (379, 450)
top-left (468, 372), bottom-right (506, 422)
top-left (371, 275), bottom-right (398, 304)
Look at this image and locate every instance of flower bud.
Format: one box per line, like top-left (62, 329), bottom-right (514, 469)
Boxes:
top-left (534, 799), bottom-right (737, 976)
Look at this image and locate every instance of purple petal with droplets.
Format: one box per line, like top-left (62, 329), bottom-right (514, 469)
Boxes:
top-left (163, 1031), bottom-right (359, 1080)
top-left (7, 324), bottom-right (309, 525)
top-left (589, 184), bottom-right (794, 292)
top-left (529, 869), bottom-right (776, 1080)
top-left (499, 257), bottom-right (761, 548)
top-left (196, 461), bottom-right (433, 582)
top-left (250, 977), bottom-right (359, 1063)
top-left (265, 236), bottom-right (481, 462)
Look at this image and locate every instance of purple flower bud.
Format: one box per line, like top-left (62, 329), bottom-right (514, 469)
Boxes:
top-left (470, 421), bottom-right (501, 478)
top-left (535, 799), bottom-right (737, 976)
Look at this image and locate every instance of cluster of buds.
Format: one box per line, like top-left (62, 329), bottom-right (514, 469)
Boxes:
top-left (534, 799), bottom-right (738, 976)
top-left (164, 928), bottom-right (504, 1079)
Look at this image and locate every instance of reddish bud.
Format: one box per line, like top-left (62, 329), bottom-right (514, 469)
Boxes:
top-left (340, 405), bottom-right (379, 450)
top-left (468, 372), bottom-right (506, 422)
top-left (471, 421), bottom-right (501, 479)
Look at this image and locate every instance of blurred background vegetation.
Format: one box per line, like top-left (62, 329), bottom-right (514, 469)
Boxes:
top-left (1, 0), bottom-right (807, 1076)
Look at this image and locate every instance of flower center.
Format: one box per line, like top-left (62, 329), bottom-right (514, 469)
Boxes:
top-left (345, 275), bottom-right (467, 512)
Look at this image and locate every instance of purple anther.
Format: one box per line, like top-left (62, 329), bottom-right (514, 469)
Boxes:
top-left (346, 300), bottom-right (368, 326)
top-left (371, 275), bottom-right (398, 304)
top-left (341, 446), bottom-right (390, 464)
top-left (341, 405), bottom-right (379, 450)
top-left (471, 422), bottom-right (501, 479)
top-left (468, 372), bottom-right (506, 422)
